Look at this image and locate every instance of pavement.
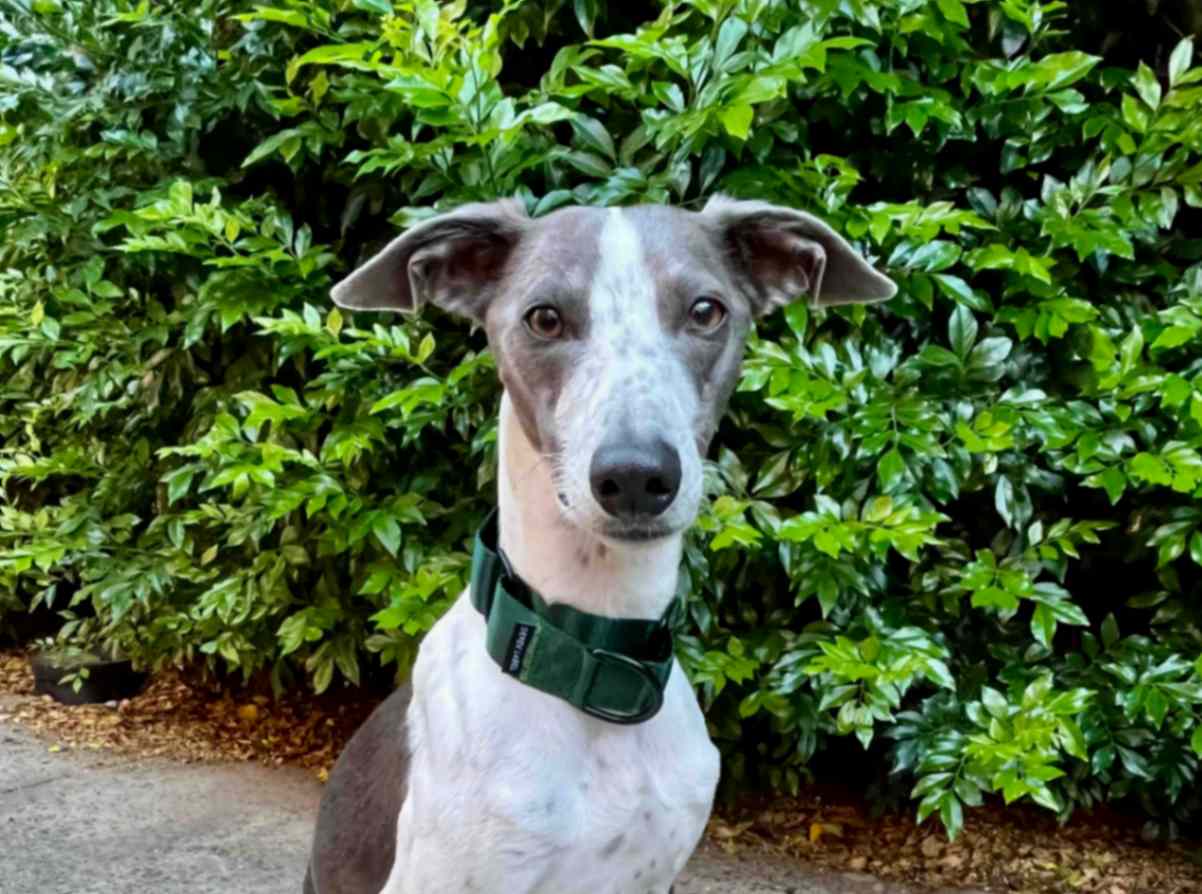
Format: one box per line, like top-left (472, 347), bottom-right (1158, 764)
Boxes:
top-left (0, 716), bottom-right (979, 894)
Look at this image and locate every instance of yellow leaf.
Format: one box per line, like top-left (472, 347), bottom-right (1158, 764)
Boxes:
top-left (809, 821), bottom-right (844, 843)
top-left (31, 301), bottom-right (44, 326)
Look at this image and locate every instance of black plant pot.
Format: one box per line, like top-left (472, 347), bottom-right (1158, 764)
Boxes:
top-left (0, 602), bottom-right (63, 648)
top-left (29, 650), bottom-right (147, 706)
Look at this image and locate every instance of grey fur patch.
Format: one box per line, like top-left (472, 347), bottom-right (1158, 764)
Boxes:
top-left (600, 833), bottom-right (626, 857)
top-left (701, 194), bottom-right (897, 310)
top-left (486, 206), bottom-right (605, 453)
top-left (331, 200), bottom-right (529, 319)
top-left (306, 684), bottom-right (413, 894)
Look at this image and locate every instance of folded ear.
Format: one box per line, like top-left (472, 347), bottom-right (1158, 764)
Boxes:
top-left (702, 195), bottom-right (896, 316)
top-left (330, 198), bottom-right (529, 322)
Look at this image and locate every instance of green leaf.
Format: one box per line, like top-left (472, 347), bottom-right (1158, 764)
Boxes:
top-left (1101, 614), bottom-right (1120, 648)
top-left (753, 450), bottom-right (803, 498)
top-left (1134, 62), bottom-right (1162, 110)
top-left (292, 42), bottom-right (378, 71)
top-left (242, 130), bottom-right (300, 168)
top-left (933, 273), bottom-right (989, 312)
top-left (574, 0), bottom-right (598, 36)
top-left (1122, 94), bottom-right (1149, 133)
top-left (559, 150), bottom-right (612, 177)
top-left (1130, 453), bottom-right (1172, 486)
top-left (374, 517), bottom-right (402, 556)
top-left (163, 466), bottom-right (196, 506)
top-left (714, 18), bottom-right (749, 70)
top-left (719, 103), bottom-right (755, 139)
top-left (995, 476), bottom-right (1016, 527)
top-left (570, 114), bottom-right (616, 160)
top-left (1169, 38), bottom-right (1195, 87)
top-left (312, 658), bottom-right (334, 694)
top-left (783, 304), bottom-right (808, 342)
top-left (352, 0), bottom-right (392, 13)
top-left (969, 337), bottom-right (1012, 369)
top-left (240, 7), bottom-right (308, 28)
top-left (1060, 719), bottom-right (1088, 760)
top-left (877, 448), bottom-right (906, 491)
top-left (326, 308), bottom-right (343, 337)
top-left (1031, 603), bottom-right (1055, 648)
top-left (863, 495), bottom-right (893, 523)
top-left (907, 241), bottom-right (961, 272)
top-left (948, 305), bottom-right (978, 359)
top-left (981, 687), bottom-right (1009, 718)
top-left (936, 0), bottom-right (969, 27)
top-left (1029, 51), bottom-right (1101, 91)
top-left (1152, 325), bottom-right (1197, 350)
top-left (972, 586), bottom-right (1019, 612)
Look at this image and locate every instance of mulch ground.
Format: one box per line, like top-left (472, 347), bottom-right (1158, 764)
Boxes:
top-left (2, 649), bottom-right (1200, 893)
top-left (0, 649), bottom-right (375, 779)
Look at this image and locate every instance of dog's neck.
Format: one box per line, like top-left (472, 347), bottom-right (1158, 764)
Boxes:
top-left (496, 394), bottom-right (682, 621)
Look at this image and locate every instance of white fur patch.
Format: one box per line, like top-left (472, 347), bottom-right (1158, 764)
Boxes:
top-left (555, 208), bottom-right (704, 537)
top-left (377, 399), bottom-right (719, 894)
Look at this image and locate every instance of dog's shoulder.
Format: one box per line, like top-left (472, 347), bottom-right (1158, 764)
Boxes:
top-left (308, 682), bottom-right (413, 894)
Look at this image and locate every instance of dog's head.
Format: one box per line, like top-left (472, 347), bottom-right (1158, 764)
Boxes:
top-left (332, 196), bottom-right (895, 544)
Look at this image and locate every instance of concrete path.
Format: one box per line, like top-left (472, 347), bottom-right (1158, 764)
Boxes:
top-left (0, 718), bottom-right (973, 894)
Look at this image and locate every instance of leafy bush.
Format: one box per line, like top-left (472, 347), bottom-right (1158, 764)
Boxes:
top-left (3, 0), bottom-right (1202, 839)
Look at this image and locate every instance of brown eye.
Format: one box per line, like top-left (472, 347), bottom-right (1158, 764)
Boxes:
top-left (524, 305), bottom-right (564, 339)
top-left (688, 297), bottom-right (727, 332)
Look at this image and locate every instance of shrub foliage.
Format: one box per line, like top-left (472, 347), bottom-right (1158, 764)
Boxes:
top-left (3, 0), bottom-right (1202, 838)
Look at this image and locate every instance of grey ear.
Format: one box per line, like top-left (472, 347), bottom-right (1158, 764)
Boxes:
top-left (702, 195), bottom-right (896, 315)
top-left (330, 198), bottom-right (529, 321)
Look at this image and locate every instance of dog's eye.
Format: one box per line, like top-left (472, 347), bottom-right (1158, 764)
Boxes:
top-left (688, 297), bottom-right (727, 332)
top-left (524, 305), bottom-right (565, 339)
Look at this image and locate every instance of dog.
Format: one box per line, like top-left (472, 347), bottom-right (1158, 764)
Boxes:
top-left (304, 195), bottom-right (896, 894)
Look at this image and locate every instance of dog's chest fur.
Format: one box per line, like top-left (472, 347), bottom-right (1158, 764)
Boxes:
top-left (378, 597), bottom-right (719, 894)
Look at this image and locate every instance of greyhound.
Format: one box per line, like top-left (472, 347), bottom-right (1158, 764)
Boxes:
top-left (304, 195), bottom-right (896, 894)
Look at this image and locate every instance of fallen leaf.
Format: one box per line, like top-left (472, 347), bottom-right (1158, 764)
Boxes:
top-left (810, 822), bottom-right (844, 843)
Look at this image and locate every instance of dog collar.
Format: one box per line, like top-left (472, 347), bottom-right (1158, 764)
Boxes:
top-left (469, 510), bottom-right (679, 725)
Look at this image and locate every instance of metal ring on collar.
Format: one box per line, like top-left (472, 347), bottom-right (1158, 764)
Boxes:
top-left (577, 648), bottom-right (665, 725)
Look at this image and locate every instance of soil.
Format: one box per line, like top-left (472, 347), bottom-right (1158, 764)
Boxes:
top-left (2, 649), bottom-right (1200, 893)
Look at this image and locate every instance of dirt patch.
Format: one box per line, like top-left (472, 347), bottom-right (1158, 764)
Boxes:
top-left (712, 795), bottom-right (1202, 893)
top-left (0, 649), bottom-right (377, 779)
top-left (3, 649), bottom-right (1201, 893)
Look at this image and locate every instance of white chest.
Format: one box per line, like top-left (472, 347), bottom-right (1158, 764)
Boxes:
top-left (379, 596), bottom-right (719, 894)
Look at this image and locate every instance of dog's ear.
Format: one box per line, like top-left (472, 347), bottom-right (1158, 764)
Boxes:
top-left (703, 195), bottom-right (896, 315)
top-left (330, 199), bottom-right (529, 322)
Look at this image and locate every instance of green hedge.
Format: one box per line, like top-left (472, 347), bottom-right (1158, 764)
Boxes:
top-left (3, 0), bottom-right (1202, 838)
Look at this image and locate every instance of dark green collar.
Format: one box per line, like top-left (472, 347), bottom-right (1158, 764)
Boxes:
top-left (469, 509), bottom-right (679, 724)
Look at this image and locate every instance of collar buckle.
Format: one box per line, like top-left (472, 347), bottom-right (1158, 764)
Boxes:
top-left (575, 648), bottom-right (665, 726)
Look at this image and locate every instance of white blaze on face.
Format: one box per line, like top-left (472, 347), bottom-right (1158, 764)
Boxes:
top-left (555, 208), bottom-right (703, 531)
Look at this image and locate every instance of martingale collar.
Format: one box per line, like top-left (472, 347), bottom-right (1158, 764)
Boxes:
top-left (469, 509), bottom-right (680, 725)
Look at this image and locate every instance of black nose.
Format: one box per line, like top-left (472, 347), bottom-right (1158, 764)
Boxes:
top-left (590, 439), bottom-right (682, 518)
